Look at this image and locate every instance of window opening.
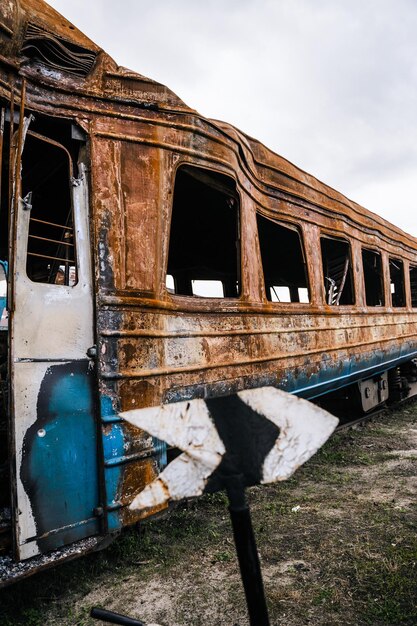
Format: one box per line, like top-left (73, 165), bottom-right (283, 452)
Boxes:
top-left (389, 258), bottom-right (405, 307)
top-left (298, 287), bottom-right (309, 303)
top-left (410, 266), bottom-right (417, 308)
top-left (270, 286), bottom-right (290, 303)
top-left (321, 236), bottom-right (354, 305)
top-left (257, 215), bottom-right (310, 303)
top-left (362, 248), bottom-right (384, 306)
top-left (191, 280), bottom-right (224, 298)
top-left (22, 130), bottom-right (77, 285)
top-left (165, 274), bottom-right (175, 293)
top-left (166, 165), bottom-right (240, 298)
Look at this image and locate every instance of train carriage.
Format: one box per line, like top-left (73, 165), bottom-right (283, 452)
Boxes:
top-left (1, 0), bottom-right (417, 584)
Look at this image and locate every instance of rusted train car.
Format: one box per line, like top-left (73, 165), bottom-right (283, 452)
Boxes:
top-left (1, 0), bottom-right (417, 584)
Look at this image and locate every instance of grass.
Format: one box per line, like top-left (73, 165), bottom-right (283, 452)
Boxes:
top-left (1, 402), bottom-right (417, 625)
top-left (353, 541), bottom-right (417, 624)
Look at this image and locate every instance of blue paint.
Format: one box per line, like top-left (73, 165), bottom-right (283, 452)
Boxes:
top-left (165, 344), bottom-right (417, 405)
top-left (286, 344), bottom-right (417, 399)
top-left (100, 395), bottom-right (124, 531)
top-left (0, 259), bottom-right (8, 329)
top-left (104, 345), bottom-right (402, 526)
top-left (100, 395), bottom-right (168, 529)
top-left (20, 361), bottom-right (99, 552)
top-left (152, 436), bottom-right (167, 471)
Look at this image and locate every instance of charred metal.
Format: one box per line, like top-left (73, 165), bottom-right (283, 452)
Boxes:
top-left (1, 0), bottom-right (417, 585)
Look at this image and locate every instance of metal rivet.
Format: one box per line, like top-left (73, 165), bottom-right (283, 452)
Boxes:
top-left (37, 429), bottom-right (46, 438)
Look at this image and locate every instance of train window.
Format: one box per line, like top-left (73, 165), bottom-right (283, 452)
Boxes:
top-left (166, 165), bottom-right (240, 298)
top-left (270, 286), bottom-right (291, 302)
top-left (362, 249), bottom-right (384, 306)
top-left (268, 285), bottom-right (310, 303)
top-left (191, 280), bottom-right (224, 298)
top-left (321, 236), bottom-right (354, 305)
top-left (410, 266), bottom-right (417, 307)
top-left (165, 274), bottom-right (175, 293)
top-left (22, 131), bottom-right (77, 286)
top-left (256, 215), bottom-right (310, 303)
top-left (389, 258), bottom-right (405, 307)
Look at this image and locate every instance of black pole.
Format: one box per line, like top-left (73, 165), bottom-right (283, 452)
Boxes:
top-left (90, 607), bottom-right (146, 625)
top-left (224, 474), bottom-right (270, 626)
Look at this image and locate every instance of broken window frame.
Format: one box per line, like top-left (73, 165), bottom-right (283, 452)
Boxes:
top-left (389, 257), bottom-right (406, 308)
top-left (409, 265), bottom-right (417, 308)
top-left (320, 234), bottom-right (355, 306)
top-left (256, 214), bottom-right (310, 304)
top-left (22, 129), bottom-right (78, 287)
top-left (166, 164), bottom-right (241, 300)
top-left (361, 247), bottom-right (385, 307)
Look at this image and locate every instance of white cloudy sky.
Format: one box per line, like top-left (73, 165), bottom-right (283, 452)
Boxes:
top-left (48, 0), bottom-right (417, 236)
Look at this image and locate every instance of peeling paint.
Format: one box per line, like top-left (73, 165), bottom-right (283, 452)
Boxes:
top-left (1, 0), bottom-right (417, 583)
top-left (120, 388), bottom-right (338, 510)
top-left (120, 400), bottom-right (225, 509)
top-left (238, 388), bottom-right (338, 482)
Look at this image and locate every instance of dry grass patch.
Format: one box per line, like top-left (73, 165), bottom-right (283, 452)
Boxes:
top-left (1, 403), bottom-right (417, 625)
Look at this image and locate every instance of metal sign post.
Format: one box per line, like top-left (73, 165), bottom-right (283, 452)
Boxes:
top-left (91, 387), bottom-right (338, 625)
top-left (224, 474), bottom-right (270, 626)
top-left (91, 608), bottom-right (145, 625)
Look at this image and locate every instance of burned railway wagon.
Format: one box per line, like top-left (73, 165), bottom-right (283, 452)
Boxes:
top-left (1, 0), bottom-right (417, 584)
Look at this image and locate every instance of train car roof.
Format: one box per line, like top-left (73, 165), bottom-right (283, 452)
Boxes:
top-left (1, 0), bottom-right (416, 249)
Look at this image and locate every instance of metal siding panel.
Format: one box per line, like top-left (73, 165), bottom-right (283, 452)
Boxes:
top-left (11, 168), bottom-right (99, 558)
top-left (19, 361), bottom-right (100, 553)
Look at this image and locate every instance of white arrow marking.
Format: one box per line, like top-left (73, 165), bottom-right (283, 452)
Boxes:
top-left (120, 388), bottom-right (338, 511)
top-left (120, 399), bottom-right (225, 510)
top-left (238, 387), bottom-right (339, 483)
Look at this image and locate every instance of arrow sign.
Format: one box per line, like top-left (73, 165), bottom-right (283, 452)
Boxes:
top-left (120, 387), bottom-right (339, 511)
top-left (98, 389), bottom-right (339, 626)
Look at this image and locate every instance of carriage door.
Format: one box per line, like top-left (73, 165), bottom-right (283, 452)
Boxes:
top-left (10, 116), bottom-right (100, 560)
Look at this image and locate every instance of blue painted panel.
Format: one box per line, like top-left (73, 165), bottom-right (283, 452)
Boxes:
top-left (20, 360), bottom-right (99, 552)
top-left (100, 395), bottom-right (124, 530)
top-left (164, 343), bottom-right (417, 405)
top-left (0, 260), bottom-right (8, 330)
top-left (288, 344), bottom-right (417, 399)
top-left (98, 343), bottom-right (416, 530)
top-left (100, 394), bottom-right (167, 530)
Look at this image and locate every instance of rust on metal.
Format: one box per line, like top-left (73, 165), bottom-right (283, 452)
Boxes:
top-left (1, 0), bottom-right (417, 581)
top-left (119, 388), bottom-right (338, 511)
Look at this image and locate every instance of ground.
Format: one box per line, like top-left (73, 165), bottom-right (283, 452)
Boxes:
top-left (1, 402), bottom-right (416, 625)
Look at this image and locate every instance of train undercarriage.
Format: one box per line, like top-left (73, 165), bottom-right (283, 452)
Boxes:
top-left (313, 360), bottom-right (417, 421)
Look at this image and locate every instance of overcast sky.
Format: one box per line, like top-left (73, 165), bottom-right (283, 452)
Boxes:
top-left (48, 0), bottom-right (417, 237)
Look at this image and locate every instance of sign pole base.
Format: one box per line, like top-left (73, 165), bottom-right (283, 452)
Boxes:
top-left (90, 606), bottom-right (145, 625)
top-left (224, 474), bottom-right (270, 626)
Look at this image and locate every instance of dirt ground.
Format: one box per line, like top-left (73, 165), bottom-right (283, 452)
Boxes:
top-left (1, 402), bottom-right (417, 625)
